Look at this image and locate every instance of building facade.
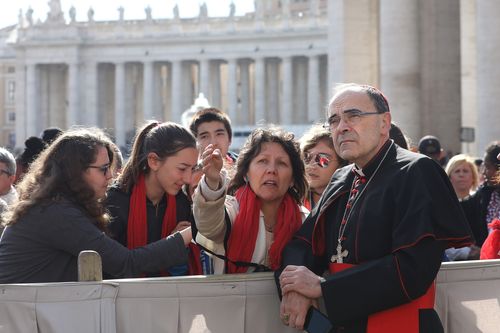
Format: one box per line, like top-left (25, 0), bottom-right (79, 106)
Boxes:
top-left (0, 0), bottom-right (498, 156)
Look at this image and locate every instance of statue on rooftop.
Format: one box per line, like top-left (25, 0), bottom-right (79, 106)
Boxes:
top-left (48, 0), bottom-right (62, 15)
top-left (229, 2), bottom-right (236, 18)
top-left (26, 7), bottom-right (34, 26)
top-left (199, 2), bottom-right (208, 19)
top-left (118, 6), bottom-right (124, 21)
top-left (69, 6), bottom-right (76, 23)
top-left (18, 9), bottom-right (23, 27)
top-left (145, 6), bottom-right (152, 21)
top-left (47, 0), bottom-right (64, 24)
top-left (87, 7), bottom-right (94, 22)
top-left (173, 4), bottom-right (180, 19)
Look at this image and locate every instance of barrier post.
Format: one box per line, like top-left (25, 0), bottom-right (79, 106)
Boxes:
top-left (78, 250), bottom-right (103, 282)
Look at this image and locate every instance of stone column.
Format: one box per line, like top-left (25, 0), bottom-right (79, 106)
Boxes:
top-left (267, 59), bottom-right (279, 124)
top-left (85, 62), bottom-right (98, 126)
top-left (153, 65), bottom-right (162, 120)
top-left (379, 0), bottom-right (420, 143)
top-left (114, 62), bottom-right (126, 149)
top-left (211, 61), bottom-right (221, 109)
top-left (476, 1), bottom-right (500, 152)
top-left (240, 60), bottom-right (250, 125)
top-left (170, 60), bottom-right (183, 122)
top-left (143, 60), bottom-right (154, 121)
top-left (328, 0), bottom-right (379, 89)
top-left (307, 55), bottom-right (320, 123)
top-left (199, 59), bottom-right (210, 101)
top-left (420, 0), bottom-right (461, 153)
top-left (294, 58), bottom-right (308, 123)
top-left (26, 63), bottom-right (38, 137)
top-left (227, 58), bottom-right (238, 122)
top-left (15, 62), bottom-right (26, 148)
top-left (254, 57), bottom-right (266, 124)
top-left (67, 62), bottom-right (80, 128)
top-left (281, 56), bottom-right (293, 124)
top-left (460, 0), bottom-right (477, 155)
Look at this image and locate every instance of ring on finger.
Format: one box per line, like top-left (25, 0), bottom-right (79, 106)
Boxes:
top-left (282, 313), bottom-right (290, 324)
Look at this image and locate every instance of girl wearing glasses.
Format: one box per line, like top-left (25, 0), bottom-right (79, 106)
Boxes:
top-left (0, 128), bottom-right (191, 283)
top-left (106, 121), bottom-right (202, 276)
top-left (300, 125), bottom-right (347, 210)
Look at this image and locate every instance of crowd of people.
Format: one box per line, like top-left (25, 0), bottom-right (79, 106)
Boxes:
top-left (0, 83), bottom-right (498, 332)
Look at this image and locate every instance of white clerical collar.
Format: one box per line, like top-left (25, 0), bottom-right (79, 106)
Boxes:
top-left (352, 165), bottom-right (366, 178)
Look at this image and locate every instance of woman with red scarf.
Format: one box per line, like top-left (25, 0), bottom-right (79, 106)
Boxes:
top-left (193, 127), bottom-right (309, 274)
top-left (106, 121), bottom-right (201, 277)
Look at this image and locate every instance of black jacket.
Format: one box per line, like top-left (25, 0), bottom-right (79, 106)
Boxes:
top-left (461, 184), bottom-right (497, 246)
top-left (105, 185), bottom-right (193, 246)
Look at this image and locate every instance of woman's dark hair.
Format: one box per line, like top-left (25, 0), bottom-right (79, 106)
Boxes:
top-left (17, 136), bottom-right (46, 170)
top-left (4, 128), bottom-right (114, 230)
top-left (117, 121), bottom-right (197, 193)
top-left (228, 127), bottom-right (307, 204)
top-left (40, 127), bottom-right (63, 145)
top-left (484, 141), bottom-right (500, 167)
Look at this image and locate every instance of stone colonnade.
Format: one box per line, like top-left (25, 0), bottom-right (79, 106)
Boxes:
top-left (17, 55), bottom-right (328, 150)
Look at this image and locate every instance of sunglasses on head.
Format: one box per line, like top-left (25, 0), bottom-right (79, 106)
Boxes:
top-left (88, 164), bottom-right (111, 176)
top-left (304, 153), bottom-right (331, 168)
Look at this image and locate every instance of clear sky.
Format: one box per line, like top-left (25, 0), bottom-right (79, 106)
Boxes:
top-left (0, 0), bottom-right (254, 28)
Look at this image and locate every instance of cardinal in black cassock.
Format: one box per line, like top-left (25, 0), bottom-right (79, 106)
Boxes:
top-left (278, 140), bottom-right (473, 333)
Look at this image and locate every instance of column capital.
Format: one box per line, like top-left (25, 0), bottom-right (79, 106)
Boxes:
top-left (67, 60), bottom-right (81, 66)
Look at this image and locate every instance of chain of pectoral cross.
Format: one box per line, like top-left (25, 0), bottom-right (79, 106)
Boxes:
top-left (331, 174), bottom-right (365, 263)
top-left (330, 141), bottom-right (394, 264)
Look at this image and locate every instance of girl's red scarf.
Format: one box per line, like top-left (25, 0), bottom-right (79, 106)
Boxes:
top-left (127, 174), bottom-right (202, 275)
top-left (225, 186), bottom-right (302, 273)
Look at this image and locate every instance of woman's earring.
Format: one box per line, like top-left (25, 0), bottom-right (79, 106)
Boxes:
top-left (244, 175), bottom-right (248, 183)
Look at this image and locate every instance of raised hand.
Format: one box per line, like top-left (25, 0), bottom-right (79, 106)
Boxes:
top-left (200, 144), bottom-right (224, 190)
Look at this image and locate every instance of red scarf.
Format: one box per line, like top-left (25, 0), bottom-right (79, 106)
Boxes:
top-left (226, 186), bottom-right (302, 273)
top-left (127, 174), bottom-right (177, 249)
top-left (480, 219), bottom-right (500, 259)
top-left (127, 174), bottom-right (202, 275)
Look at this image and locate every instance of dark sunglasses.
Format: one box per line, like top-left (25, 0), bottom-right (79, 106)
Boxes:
top-left (88, 164), bottom-right (111, 176)
top-left (304, 153), bottom-right (331, 168)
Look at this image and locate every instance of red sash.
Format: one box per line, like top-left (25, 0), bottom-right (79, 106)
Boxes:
top-left (329, 263), bottom-right (435, 333)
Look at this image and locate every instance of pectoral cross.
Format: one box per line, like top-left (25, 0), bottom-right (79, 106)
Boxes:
top-left (331, 243), bottom-right (349, 263)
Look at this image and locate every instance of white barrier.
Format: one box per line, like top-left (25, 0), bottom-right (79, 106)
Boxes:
top-left (435, 260), bottom-right (500, 333)
top-left (1, 260), bottom-right (499, 333)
